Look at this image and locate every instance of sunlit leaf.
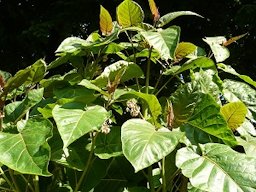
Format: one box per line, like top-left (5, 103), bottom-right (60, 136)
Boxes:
top-left (221, 101), bottom-right (247, 131)
top-left (236, 135), bottom-right (256, 157)
top-left (203, 37), bottom-right (230, 62)
top-left (100, 5), bottom-right (113, 36)
top-left (157, 11), bottom-right (203, 27)
top-left (176, 143), bottom-right (256, 192)
top-left (148, 0), bottom-right (160, 22)
top-left (0, 118), bottom-right (52, 176)
top-left (52, 103), bottom-right (108, 148)
top-left (121, 119), bottom-right (184, 172)
top-left (141, 26), bottom-right (180, 60)
top-left (117, 0), bottom-right (144, 28)
top-left (218, 63), bottom-right (256, 88)
top-left (175, 42), bottom-right (197, 60)
top-left (2, 59), bottom-right (46, 96)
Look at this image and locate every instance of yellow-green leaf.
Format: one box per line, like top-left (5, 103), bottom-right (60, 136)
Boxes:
top-left (221, 101), bottom-right (247, 131)
top-left (100, 5), bottom-right (113, 36)
top-left (175, 42), bottom-right (197, 60)
top-left (148, 0), bottom-right (160, 22)
top-left (117, 0), bottom-right (144, 28)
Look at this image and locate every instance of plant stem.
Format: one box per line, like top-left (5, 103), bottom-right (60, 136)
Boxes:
top-left (155, 76), bottom-right (175, 96)
top-left (0, 167), bottom-right (14, 190)
top-left (20, 175), bottom-right (35, 192)
top-left (74, 133), bottom-right (97, 192)
top-left (9, 169), bottom-right (20, 192)
top-left (146, 47), bottom-right (153, 94)
top-left (161, 157), bottom-right (167, 192)
top-left (148, 166), bottom-right (155, 192)
top-left (33, 175), bottom-right (40, 192)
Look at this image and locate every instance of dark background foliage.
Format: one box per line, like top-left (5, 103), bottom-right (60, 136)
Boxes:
top-left (0, 0), bottom-right (255, 77)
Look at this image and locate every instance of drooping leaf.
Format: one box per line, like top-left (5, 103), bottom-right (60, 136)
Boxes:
top-left (141, 26), bottom-right (180, 60)
top-left (0, 118), bottom-right (52, 176)
top-left (218, 63), bottom-right (256, 88)
top-left (4, 88), bottom-right (44, 123)
top-left (163, 57), bottom-right (215, 76)
top-left (223, 33), bottom-right (248, 47)
top-left (176, 143), bottom-right (256, 192)
top-left (117, 0), bottom-right (144, 28)
top-left (121, 119), bottom-right (184, 172)
top-left (203, 37), bottom-right (230, 62)
top-left (175, 42), bottom-right (197, 60)
top-left (79, 79), bottom-right (108, 96)
top-left (95, 126), bottom-right (123, 159)
top-left (52, 103), bottom-right (109, 148)
top-left (221, 101), bottom-right (247, 131)
top-left (92, 60), bottom-right (144, 88)
top-left (2, 59), bottom-right (46, 96)
top-left (100, 5), bottom-right (113, 36)
top-left (157, 11), bottom-right (203, 27)
top-left (223, 80), bottom-right (256, 120)
top-left (171, 82), bottom-right (236, 145)
top-left (148, 0), bottom-right (160, 22)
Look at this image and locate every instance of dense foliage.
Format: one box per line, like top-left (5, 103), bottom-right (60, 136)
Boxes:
top-left (0, 0), bottom-right (256, 191)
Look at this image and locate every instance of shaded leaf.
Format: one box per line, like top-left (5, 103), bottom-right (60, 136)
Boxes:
top-left (121, 119), bottom-right (184, 172)
top-left (100, 5), bottom-right (113, 36)
top-left (95, 126), bottom-right (122, 159)
top-left (221, 101), bottom-right (247, 131)
top-left (0, 118), bottom-right (52, 176)
top-left (171, 82), bottom-right (236, 145)
top-left (157, 11), bottom-right (203, 27)
top-left (52, 103), bottom-right (108, 148)
top-left (176, 143), bottom-right (256, 192)
top-left (141, 26), bottom-right (180, 60)
top-left (117, 0), bottom-right (144, 28)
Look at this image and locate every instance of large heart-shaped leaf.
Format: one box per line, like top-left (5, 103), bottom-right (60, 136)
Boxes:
top-left (157, 11), bottom-right (203, 27)
top-left (141, 26), bottom-right (180, 60)
top-left (121, 119), bottom-right (184, 172)
top-left (221, 101), bottom-right (247, 131)
top-left (176, 143), bottom-right (256, 192)
top-left (0, 118), bottom-right (52, 176)
top-left (117, 0), bottom-right (144, 28)
top-left (171, 82), bottom-right (236, 145)
top-left (52, 103), bottom-right (108, 148)
top-left (99, 5), bottom-right (113, 36)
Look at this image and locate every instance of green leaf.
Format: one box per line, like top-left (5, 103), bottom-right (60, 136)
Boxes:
top-left (236, 135), bottom-right (256, 157)
top-left (100, 5), bottom-right (113, 36)
top-left (221, 101), bottom-right (247, 131)
top-left (95, 126), bottom-right (123, 159)
top-left (92, 60), bottom-right (144, 88)
top-left (223, 80), bottom-right (256, 120)
top-left (52, 103), bottom-right (108, 148)
top-left (4, 88), bottom-right (44, 123)
top-left (171, 82), bottom-right (236, 145)
top-left (141, 26), bottom-right (180, 60)
top-left (163, 57), bottom-right (215, 76)
top-left (2, 59), bottom-right (46, 96)
top-left (203, 37), bottom-right (230, 62)
top-left (0, 118), bottom-right (52, 176)
top-left (175, 42), bottom-right (197, 60)
top-left (121, 119), bottom-right (184, 172)
top-left (218, 63), bottom-right (256, 88)
top-left (78, 79), bottom-right (108, 96)
top-left (157, 11), bottom-right (203, 27)
top-left (176, 143), bottom-right (256, 192)
top-left (117, 0), bottom-right (144, 28)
